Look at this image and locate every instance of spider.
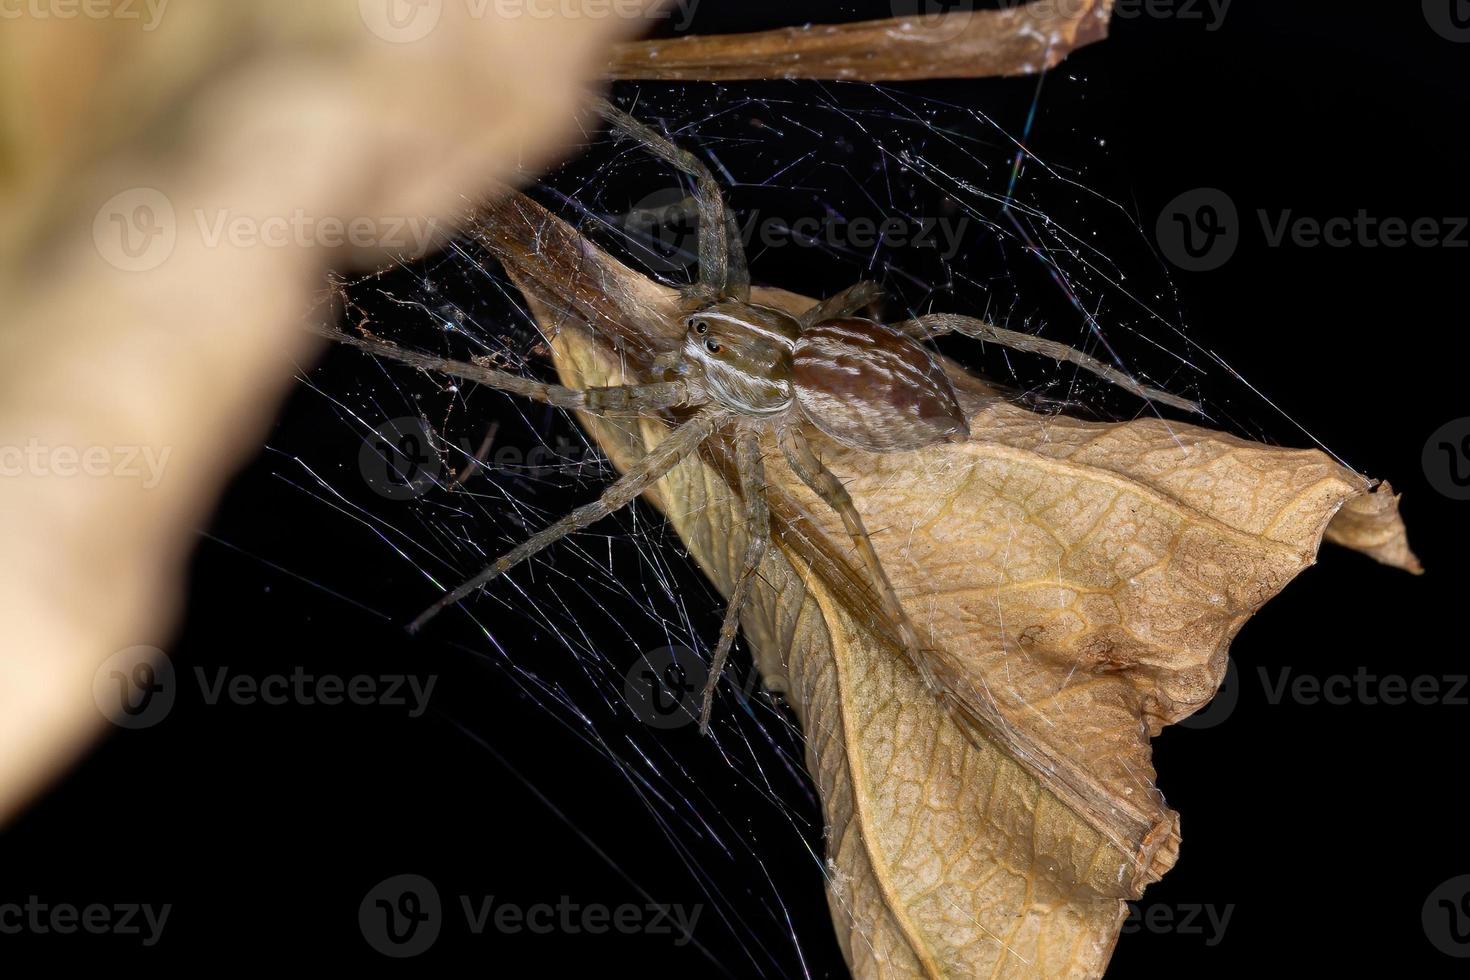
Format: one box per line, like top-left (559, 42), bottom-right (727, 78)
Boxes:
top-left (323, 98), bottom-right (1199, 732)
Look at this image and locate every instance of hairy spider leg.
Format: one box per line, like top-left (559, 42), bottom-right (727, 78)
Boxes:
top-left (594, 98), bottom-right (751, 303)
top-left (407, 406), bottom-right (729, 633)
top-left (900, 313), bottom-right (1200, 413)
top-left (313, 323), bottom-right (693, 416)
top-left (777, 426), bottom-right (946, 697)
top-left (799, 281), bottom-right (884, 328)
top-left (699, 427), bottom-right (771, 733)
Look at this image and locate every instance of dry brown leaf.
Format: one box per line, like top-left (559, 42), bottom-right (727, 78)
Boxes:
top-left (472, 191), bottom-right (1418, 978)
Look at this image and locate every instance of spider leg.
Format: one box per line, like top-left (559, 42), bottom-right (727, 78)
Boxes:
top-left (899, 313), bottom-right (1201, 414)
top-left (594, 98), bottom-right (750, 303)
top-left (778, 427), bottom-right (943, 695)
top-left (799, 280), bottom-right (884, 328)
top-left (313, 323), bottom-right (691, 416)
top-left (699, 427), bottom-right (770, 734)
top-left (409, 406), bottom-right (729, 633)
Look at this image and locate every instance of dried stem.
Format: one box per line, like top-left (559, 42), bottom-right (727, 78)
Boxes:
top-left (606, 1), bottom-right (1115, 82)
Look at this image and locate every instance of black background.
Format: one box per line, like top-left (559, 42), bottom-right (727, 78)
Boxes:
top-left (5, 2), bottom-right (1467, 975)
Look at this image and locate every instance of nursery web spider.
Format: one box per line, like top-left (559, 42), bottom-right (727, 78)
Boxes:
top-left (322, 98), bottom-right (1199, 732)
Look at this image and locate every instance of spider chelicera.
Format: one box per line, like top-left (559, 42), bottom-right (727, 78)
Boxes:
top-left (322, 98), bottom-right (1198, 732)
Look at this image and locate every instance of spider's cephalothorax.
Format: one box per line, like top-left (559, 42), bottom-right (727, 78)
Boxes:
top-left (328, 98), bottom-right (1196, 732)
top-left (681, 302), bottom-right (798, 416)
top-left (681, 301), bottom-right (970, 451)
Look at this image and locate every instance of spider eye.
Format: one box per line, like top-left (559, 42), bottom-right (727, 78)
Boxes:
top-left (689, 318), bottom-right (708, 335)
top-left (705, 339), bottom-right (722, 354)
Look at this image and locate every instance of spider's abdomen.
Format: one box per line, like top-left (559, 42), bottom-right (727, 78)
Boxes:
top-left (792, 318), bottom-right (969, 452)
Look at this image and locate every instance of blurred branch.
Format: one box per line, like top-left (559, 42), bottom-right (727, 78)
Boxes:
top-left (607, 0), bottom-right (1115, 81)
top-left (0, 0), bottom-right (658, 827)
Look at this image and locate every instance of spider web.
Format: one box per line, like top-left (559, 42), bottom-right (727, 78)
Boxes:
top-left (267, 72), bottom-right (1325, 975)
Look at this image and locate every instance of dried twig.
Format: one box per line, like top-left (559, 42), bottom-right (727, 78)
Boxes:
top-left (606, 0), bottom-right (1115, 81)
